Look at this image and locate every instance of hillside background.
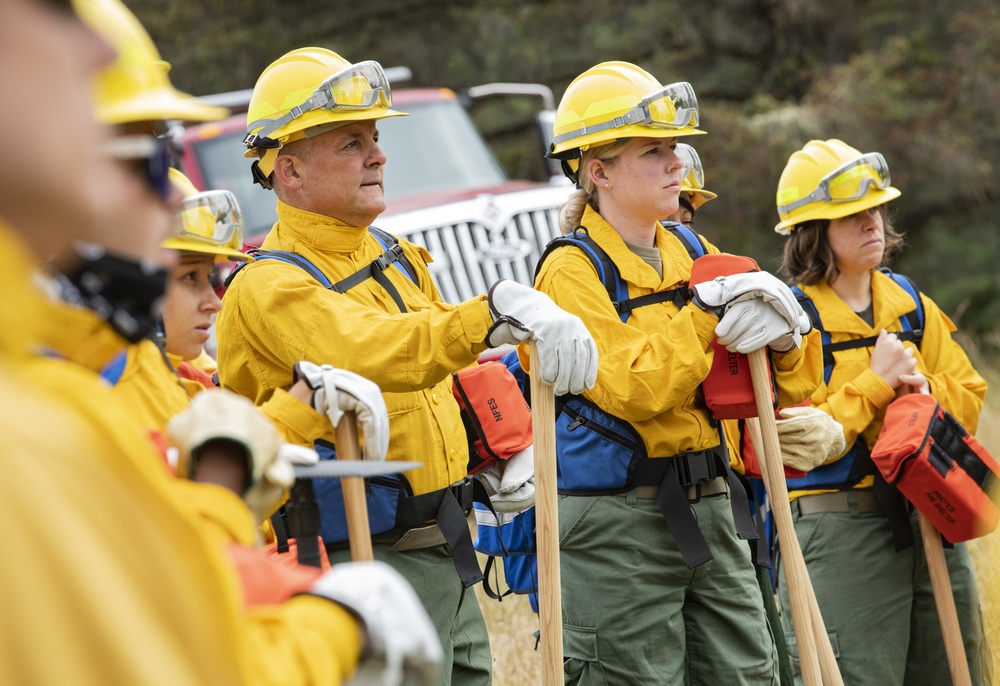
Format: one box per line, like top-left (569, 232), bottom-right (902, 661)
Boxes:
top-left (135, 0), bottom-right (1000, 353)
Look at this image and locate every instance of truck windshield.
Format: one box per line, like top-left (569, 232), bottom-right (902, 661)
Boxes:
top-left (190, 98), bottom-right (507, 239)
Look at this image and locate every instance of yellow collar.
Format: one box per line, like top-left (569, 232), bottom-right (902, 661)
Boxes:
top-left (0, 223), bottom-right (45, 360)
top-left (274, 199), bottom-right (368, 253)
top-left (579, 205), bottom-right (684, 289)
top-left (36, 294), bottom-right (130, 372)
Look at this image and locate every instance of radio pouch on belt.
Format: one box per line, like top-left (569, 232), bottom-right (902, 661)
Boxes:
top-left (452, 362), bottom-right (533, 474)
top-left (871, 393), bottom-right (1000, 543)
top-left (689, 253), bottom-right (776, 419)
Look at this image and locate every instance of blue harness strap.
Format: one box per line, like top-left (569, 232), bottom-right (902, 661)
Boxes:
top-left (787, 270), bottom-right (926, 550)
top-left (225, 226), bottom-right (418, 312)
top-left (533, 221), bottom-right (707, 324)
top-left (99, 350), bottom-right (129, 386)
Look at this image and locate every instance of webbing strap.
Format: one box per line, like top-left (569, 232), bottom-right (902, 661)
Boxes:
top-left (226, 227), bottom-right (418, 314)
top-left (632, 448), bottom-right (759, 569)
top-left (932, 410), bottom-right (998, 492)
top-left (330, 243), bottom-right (409, 312)
top-left (616, 288), bottom-right (690, 316)
top-left (394, 478), bottom-right (487, 587)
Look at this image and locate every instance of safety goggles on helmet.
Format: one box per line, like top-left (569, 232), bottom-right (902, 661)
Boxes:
top-left (676, 143), bottom-right (705, 190)
top-left (777, 152), bottom-right (891, 217)
top-left (101, 135), bottom-right (173, 200)
top-left (176, 190), bottom-right (244, 251)
top-left (244, 60), bottom-right (393, 149)
top-left (550, 81), bottom-right (699, 148)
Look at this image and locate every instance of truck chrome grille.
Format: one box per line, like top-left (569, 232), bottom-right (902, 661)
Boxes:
top-left (402, 206), bottom-right (562, 303)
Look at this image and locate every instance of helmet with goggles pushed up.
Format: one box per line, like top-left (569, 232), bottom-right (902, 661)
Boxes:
top-left (547, 61), bottom-right (705, 183)
top-left (774, 139), bottom-right (901, 234)
top-left (243, 47), bottom-right (407, 189)
top-left (72, 0), bottom-right (228, 125)
top-left (676, 143), bottom-right (716, 210)
top-left (163, 169), bottom-right (251, 264)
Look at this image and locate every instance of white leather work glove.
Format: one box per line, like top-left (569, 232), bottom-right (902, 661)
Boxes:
top-left (293, 361), bottom-right (390, 462)
top-left (690, 271), bottom-right (806, 330)
top-left (775, 406), bottom-right (849, 472)
top-left (478, 445), bottom-right (535, 513)
top-left (309, 561), bottom-right (442, 686)
top-left (716, 298), bottom-right (812, 353)
top-left (168, 389), bottom-right (291, 525)
top-left (486, 279), bottom-right (598, 396)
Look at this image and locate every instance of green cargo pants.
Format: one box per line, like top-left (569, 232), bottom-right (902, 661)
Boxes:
top-left (559, 491), bottom-right (779, 685)
top-left (329, 542), bottom-right (492, 686)
top-left (776, 499), bottom-right (993, 686)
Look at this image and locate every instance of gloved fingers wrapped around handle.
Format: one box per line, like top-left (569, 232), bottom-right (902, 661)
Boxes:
top-left (487, 279), bottom-right (599, 396)
top-left (328, 368), bottom-right (389, 462)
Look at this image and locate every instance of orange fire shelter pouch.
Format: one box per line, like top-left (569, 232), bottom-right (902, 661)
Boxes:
top-left (452, 361), bottom-right (533, 474)
top-left (870, 393), bottom-right (1000, 543)
top-left (689, 253), bottom-right (776, 420)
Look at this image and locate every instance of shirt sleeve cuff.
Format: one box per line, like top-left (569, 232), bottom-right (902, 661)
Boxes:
top-left (854, 368), bottom-right (896, 408)
top-left (264, 388), bottom-right (328, 445)
top-left (459, 295), bottom-right (493, 352)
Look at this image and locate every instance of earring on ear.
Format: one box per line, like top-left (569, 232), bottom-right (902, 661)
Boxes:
top-left (605, 183), bottom-right (610, 188)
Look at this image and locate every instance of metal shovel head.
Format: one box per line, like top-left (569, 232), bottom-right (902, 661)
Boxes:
top-left (293, 460), bottom-right (423, 480)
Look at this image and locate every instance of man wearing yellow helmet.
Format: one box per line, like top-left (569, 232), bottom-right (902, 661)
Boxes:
top-left (218, 46), bottom-right (600, 685)
top-left (773, 139), bottom-right (991, 685)
top-left (534, 61), bottom-right (822, 684)
top-left (1, 0), bottom-right (444, 684)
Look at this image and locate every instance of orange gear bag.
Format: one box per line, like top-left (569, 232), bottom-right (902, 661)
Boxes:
top-left (452, 361), bottom-right (533, 474)
top-left (870, 393), bottom-right (999, 543)
top-left (689, 254), bottom-right (776, 420)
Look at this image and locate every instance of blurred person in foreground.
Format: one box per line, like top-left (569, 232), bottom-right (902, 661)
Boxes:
top-left (0, 0), bottom-right (440, 684)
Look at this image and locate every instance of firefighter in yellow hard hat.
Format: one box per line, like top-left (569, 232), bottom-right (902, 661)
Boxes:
top-left (532, 61), bottom-right (822, 683)
top-left (773, 139), bottom-right (991, 685)
top-left (218, 46), bottom-right (600, 685)
top-left (664, 142), bottom-right (717, 226)
top-left (1, 0), bottom-right (443, 683)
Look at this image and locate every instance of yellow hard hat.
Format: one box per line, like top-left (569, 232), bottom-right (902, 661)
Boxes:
top-left (243, 47), bottom-right (407, 185)
top-left (72, 0), bottom-right (228, 125)
top-left (774, 139), bottom-right (900, 234)
top-left (163, 169), bottom-right (250, 263)
top-left (677, 143), bottom-right (717, 210)
top-left (549, 61), bottom-right (705, 162)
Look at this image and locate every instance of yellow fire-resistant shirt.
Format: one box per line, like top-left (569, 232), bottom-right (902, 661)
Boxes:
top-left (1, 223), bottom-right (362, 685)
top-left (529, 205), bottom-right (822, 462)
top-left (789, 270), bottom-right (987, 499)
top-left (109, 338), bottom-right (328, 446)
top-left (216, 200), bottom-right (496, 496)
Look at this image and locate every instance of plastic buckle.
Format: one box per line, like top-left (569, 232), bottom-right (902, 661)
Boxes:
top-left (373, 244), bottom-right (403, 272)
top-left (677, 451), bottom-right (714, 486)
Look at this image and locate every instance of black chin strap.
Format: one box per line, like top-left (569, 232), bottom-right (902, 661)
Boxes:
top-left (59, 244), bottom-right (168, 344)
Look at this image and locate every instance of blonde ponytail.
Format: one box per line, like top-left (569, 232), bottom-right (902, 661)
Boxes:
top-left (556, 139), bottom-right (631, 234)
top-left (558, 189), bottom-right (590, 234)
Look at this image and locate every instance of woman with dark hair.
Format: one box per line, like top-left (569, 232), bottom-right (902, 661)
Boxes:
top-left (773, 138), bottom-right (991, 685)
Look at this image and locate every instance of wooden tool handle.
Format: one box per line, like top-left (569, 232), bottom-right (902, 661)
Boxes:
top-left (335, 411), bottom-right (374, 562)
top-left (918, 513), bottom-right (972, 686)
top-left (747, 417), bottom-right (844, 686)
top-left (530, 341), bottom-right (564, 686)
top-left (747, 350), bottom-right (825, 686)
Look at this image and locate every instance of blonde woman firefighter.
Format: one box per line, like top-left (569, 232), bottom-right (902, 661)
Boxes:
top-left (532, 61), bottom-right (822, 684)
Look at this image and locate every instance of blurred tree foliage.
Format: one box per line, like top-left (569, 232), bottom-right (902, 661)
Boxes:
top-left (134, 0), bottom-right (1000, 353)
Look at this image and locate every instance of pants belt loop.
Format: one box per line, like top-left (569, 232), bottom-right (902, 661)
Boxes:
top-left (847, 491), bottom-right (861, 518)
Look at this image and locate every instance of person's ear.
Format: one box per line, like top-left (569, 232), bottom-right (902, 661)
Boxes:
top-left (272, 153), bottom-right (304, 192)
top-left (588, 158), bottom-right (610, 189)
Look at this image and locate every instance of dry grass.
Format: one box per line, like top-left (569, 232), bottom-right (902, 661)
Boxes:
top-left (475, 557), bottom-right (541, 685)
top-left (479, 354), bottom-right (1000, 683)
top-left (967, 358), bottom-right (1000, 674)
